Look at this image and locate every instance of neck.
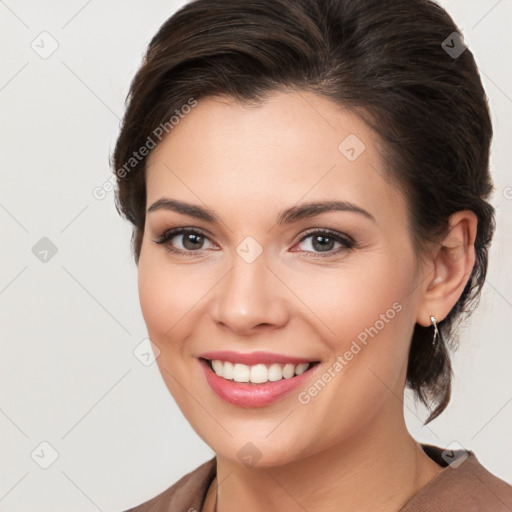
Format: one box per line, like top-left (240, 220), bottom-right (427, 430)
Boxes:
top-left (209, 407), bottom-right (442, 512)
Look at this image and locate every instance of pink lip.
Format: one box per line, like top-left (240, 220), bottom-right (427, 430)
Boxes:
top-left (199, 358), bottom-right (320, 407)
top-left (199, 350), bottom-right (315, 365)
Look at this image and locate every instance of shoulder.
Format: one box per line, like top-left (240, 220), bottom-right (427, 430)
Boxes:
top-left (400, 444), bottom-right (512, 512)
top-left (123, 456), bottom-right (217, 512)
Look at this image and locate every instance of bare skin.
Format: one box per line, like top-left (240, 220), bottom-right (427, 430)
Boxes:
top-left (138, 91), bottom-right (476, 512)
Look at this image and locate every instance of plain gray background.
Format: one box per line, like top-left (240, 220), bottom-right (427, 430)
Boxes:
top-left (1, 1), bottom-right (511, 510)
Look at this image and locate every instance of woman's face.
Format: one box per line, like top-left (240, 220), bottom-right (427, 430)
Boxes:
top-left (138, 91), bottom-right (428, 466)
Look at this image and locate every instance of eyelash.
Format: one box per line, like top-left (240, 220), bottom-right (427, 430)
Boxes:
top-left (152, 227), bottom-right (355, 258)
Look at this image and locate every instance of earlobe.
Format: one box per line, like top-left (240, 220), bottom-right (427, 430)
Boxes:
top-left (416, 211), bottom-right (478, 327)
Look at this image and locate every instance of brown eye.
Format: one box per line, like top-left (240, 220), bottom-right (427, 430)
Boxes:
top-left (293, 230), bottom-right (354, 257)
top-left (181, 232), bottom-right (205, 250)
top-left (153, 228), bottom-right (216, 254)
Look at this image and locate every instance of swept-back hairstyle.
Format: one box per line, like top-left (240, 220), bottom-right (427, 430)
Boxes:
top-left (111, 0), bottom-right (495, 422)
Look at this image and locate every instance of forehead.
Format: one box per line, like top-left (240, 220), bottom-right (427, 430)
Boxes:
top-left (145, 91), bottom-right (406, 228)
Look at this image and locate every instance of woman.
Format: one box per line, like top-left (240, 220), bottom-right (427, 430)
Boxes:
top-left (113, 0), bottom-right (512, 510)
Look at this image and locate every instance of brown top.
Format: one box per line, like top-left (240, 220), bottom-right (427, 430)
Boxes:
top-left (124, 444), bottom-right (512, 511)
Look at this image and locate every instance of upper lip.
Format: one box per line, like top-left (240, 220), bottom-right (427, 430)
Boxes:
top-left (199, 351), bottom-right (317, 365)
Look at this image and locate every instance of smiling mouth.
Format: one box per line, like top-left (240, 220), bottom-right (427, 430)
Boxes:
top-left (201, 357), bottom-right (320, 385)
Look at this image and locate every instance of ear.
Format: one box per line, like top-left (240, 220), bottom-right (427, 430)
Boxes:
top-left (416, 211), bottom-right (477, 327)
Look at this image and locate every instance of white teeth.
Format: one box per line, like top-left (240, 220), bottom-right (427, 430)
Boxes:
top-left (250, 364), bottom-right (268, 384)
top-left (295, 363), bottom-right (309, 375)
top-left (282, 363), bottom-right (295, 379)
top-left (268, 363), bottom-right (283, 381)
top-left (209, 360), bottom-right (312, 383)
top-left (223, 361), bottom-right (234, 380)
top-left (233, 363), bottom-right (250, 382)
top-left (211, 360), bottom-right (223, 376)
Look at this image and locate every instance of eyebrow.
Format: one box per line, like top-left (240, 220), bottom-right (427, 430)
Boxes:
top-left (146, 198), bottom-right (375, 224)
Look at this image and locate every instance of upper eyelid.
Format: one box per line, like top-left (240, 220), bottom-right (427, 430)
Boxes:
top-left (154, 227), bottom-right (353, 249)
top-left (300, 228), bottom-right (353, 241)
top-left (155, 227), bottom-right (217, 248)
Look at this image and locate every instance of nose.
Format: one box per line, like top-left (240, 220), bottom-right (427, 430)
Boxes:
top-left (212, 252), bottom-right (290, 335)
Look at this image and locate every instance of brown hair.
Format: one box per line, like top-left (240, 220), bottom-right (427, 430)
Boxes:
top-left (111, 0), bottom-right (495, 423)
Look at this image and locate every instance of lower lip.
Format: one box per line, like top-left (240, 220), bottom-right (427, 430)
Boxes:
top-left (199, 358), bottom-right (319, 407)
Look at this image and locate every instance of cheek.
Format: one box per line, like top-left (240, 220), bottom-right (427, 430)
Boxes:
top-left (137, 264), bottom-right (175, 338)
top-left (137, 251), bottom-right (206, 340)
top-left (292, 255), bottom-right (415, 405)
top-left (292, 255), bottom-right (413, 343)
top-left (137, 256), bottom-right (198, 402)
